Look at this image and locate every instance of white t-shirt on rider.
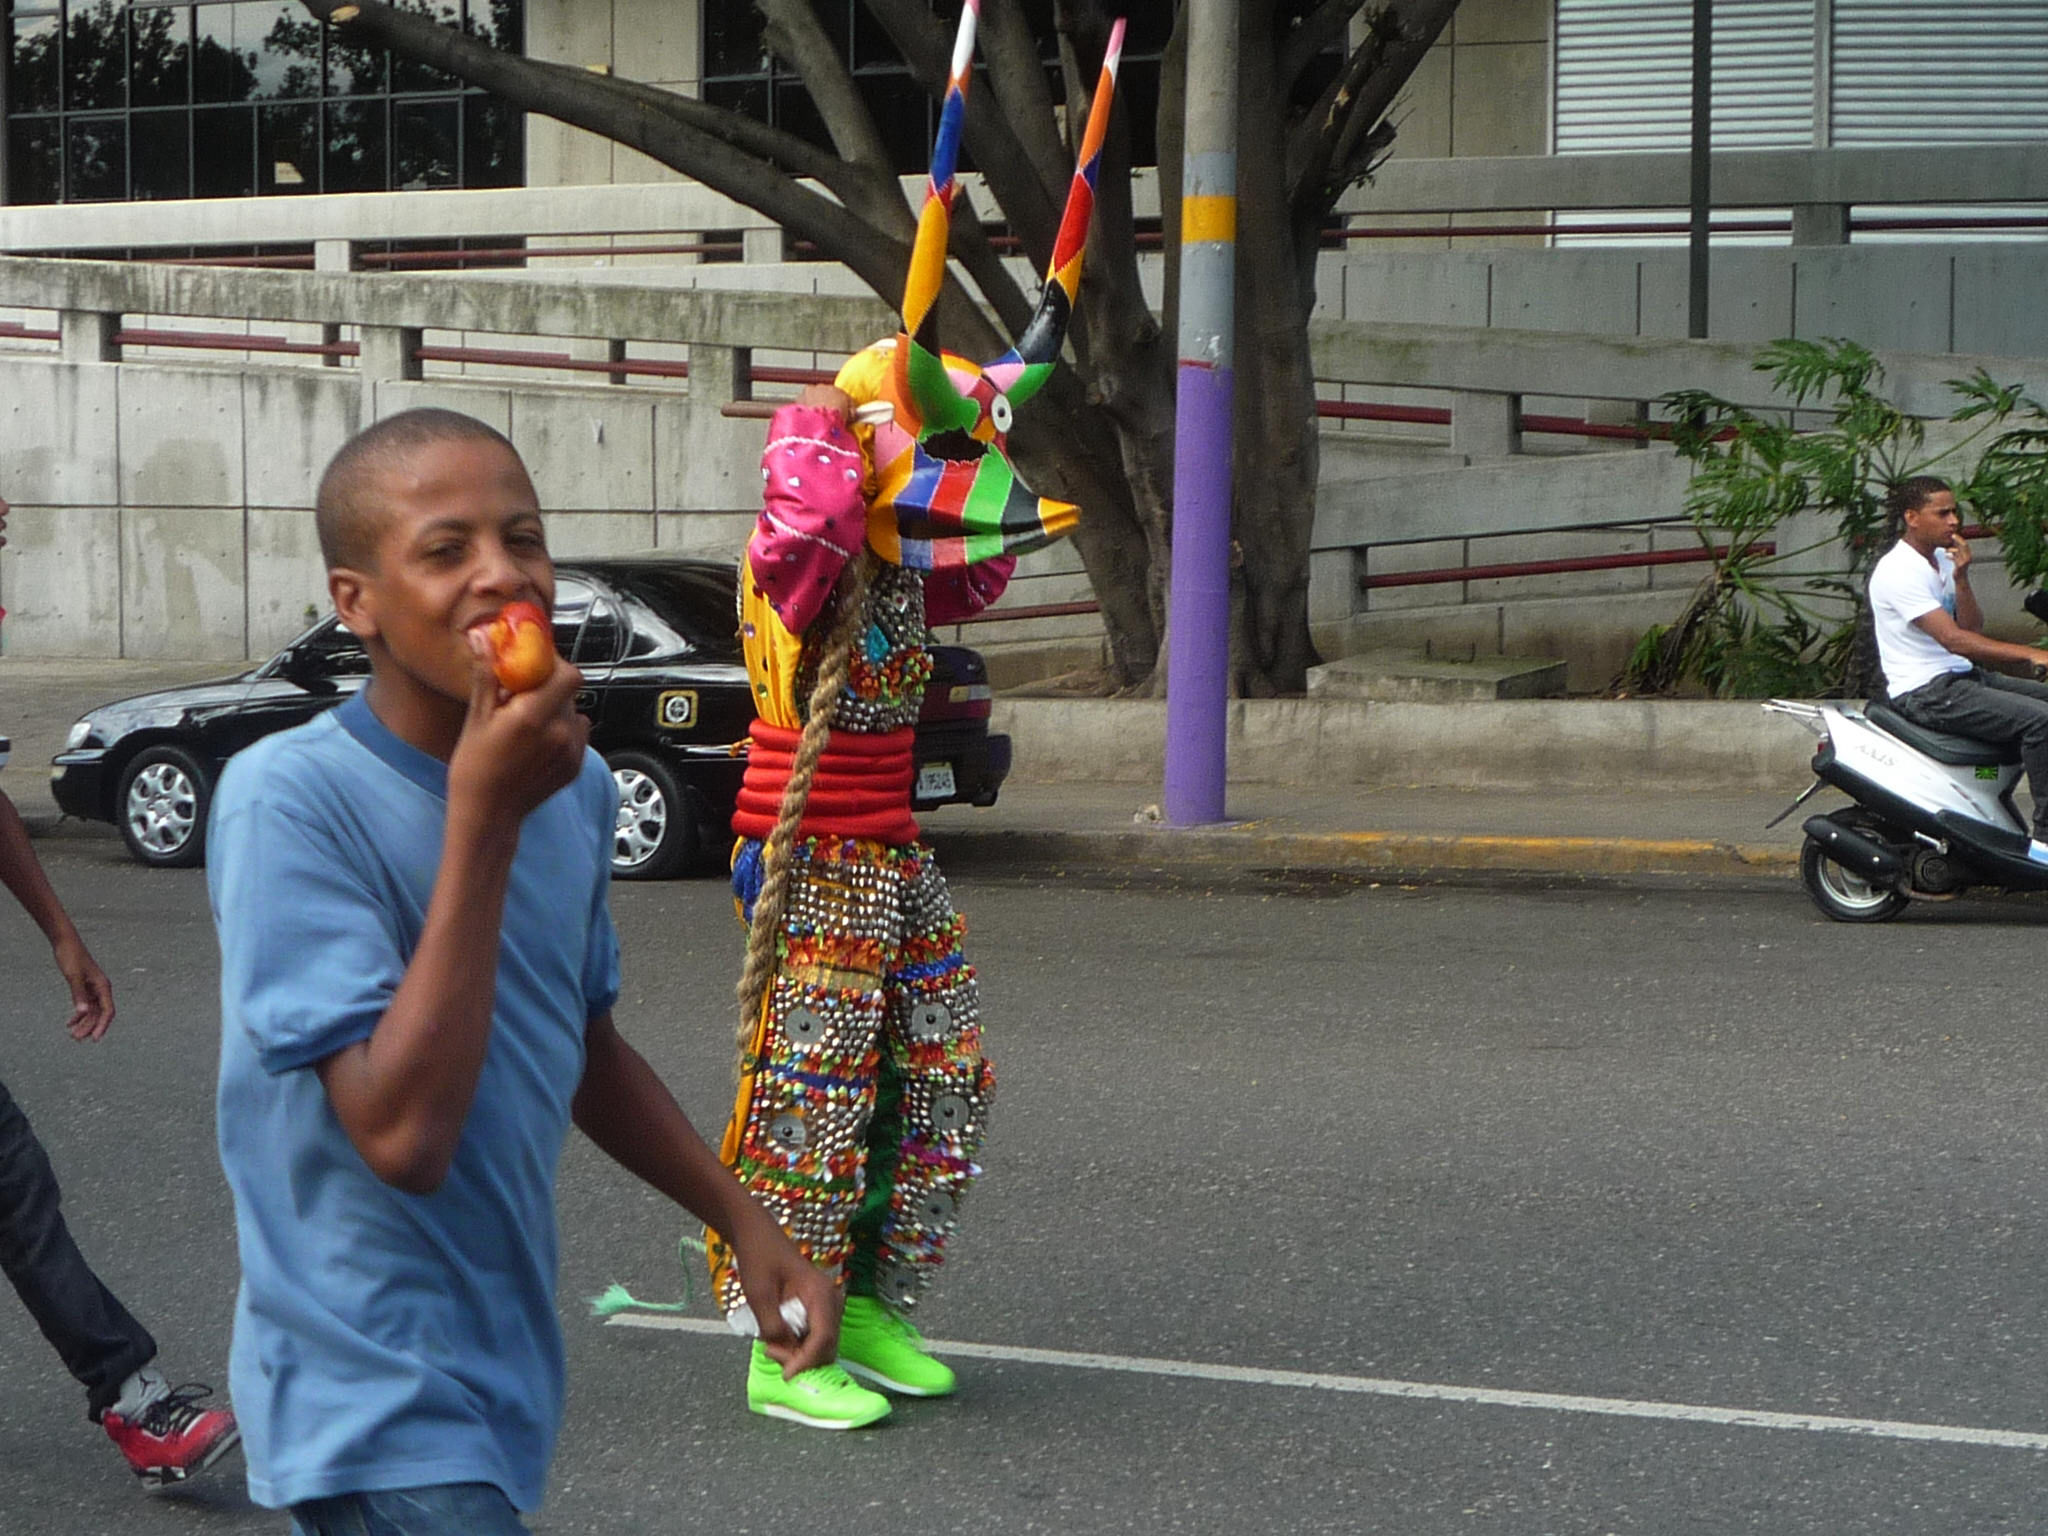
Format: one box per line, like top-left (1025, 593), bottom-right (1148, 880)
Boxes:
top-left (1869, 539), bottom-right (1972, 698)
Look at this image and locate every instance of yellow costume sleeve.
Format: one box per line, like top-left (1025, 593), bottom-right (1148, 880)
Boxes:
top-left (740, 570), bottom-right (805, 731)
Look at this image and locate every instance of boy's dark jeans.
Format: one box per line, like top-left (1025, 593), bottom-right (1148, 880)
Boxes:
top-left (1891, 667), bottom-right (2048, 838)
top-left (290, 1484), bottom-right (529, 1535)
top-left (0, 1074), bottom-right (157, 1418)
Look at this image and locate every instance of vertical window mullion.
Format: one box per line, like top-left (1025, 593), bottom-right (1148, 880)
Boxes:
top-left (55, 0), bottom-right (68, 201)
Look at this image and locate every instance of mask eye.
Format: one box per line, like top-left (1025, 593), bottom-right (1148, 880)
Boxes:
top-left (990, 394), bottom-right (1013, 434)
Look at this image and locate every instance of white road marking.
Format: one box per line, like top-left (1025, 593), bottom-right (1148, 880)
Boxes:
top-left (603, 1313), bottom-right (2048, 1451)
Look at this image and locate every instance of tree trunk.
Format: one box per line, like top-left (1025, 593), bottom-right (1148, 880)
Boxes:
top-left (1228, 2), bottom-right (1323, 694)
top-left (291, 0), bottom-right (1460, 697)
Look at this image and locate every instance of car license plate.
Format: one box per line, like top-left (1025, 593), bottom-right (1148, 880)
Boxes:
top-left (915, 762), bottom-right (956, 799)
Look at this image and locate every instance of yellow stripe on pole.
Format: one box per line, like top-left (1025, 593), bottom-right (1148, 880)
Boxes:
top-left (1181, 194), bottom-right (1237, 245)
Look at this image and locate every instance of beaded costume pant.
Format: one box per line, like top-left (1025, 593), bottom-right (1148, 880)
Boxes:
top-left (711, 835), bottom-right (993, 1318)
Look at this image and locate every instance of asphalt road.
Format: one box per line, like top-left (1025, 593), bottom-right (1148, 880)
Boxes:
top-left (3, 845), bottom-right (2048, 1534)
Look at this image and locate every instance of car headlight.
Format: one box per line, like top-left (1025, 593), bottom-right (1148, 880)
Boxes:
top-left (64, 720), bottom-right (94, 751)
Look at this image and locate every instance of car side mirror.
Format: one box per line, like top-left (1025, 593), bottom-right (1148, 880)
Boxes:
top-left (276, 647), bottom-right (337, 692)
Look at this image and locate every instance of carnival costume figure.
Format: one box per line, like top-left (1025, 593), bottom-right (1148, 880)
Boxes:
top-left (705, 4), bottom-right (1126, 1429)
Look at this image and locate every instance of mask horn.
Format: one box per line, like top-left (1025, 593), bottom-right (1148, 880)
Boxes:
top-left (992, 17), bottom-right (1125, 402)
top-left (902, 1), bottom-right (980, 357)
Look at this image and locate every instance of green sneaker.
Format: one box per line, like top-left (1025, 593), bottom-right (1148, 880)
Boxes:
top-left (837, 1295), bottom-right (958, 1397)
top-left (746, 1342), bottom-right (891, 1429)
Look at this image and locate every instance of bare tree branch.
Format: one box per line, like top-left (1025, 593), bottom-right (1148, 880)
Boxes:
top-left (594, 73), bottom-right (861, 197)
top-left (1289, 14), bottom-right (1388, 199)
top-left (756, 0), bottom-right (896, 180)
top-left (292, 0), bottom-right (1443, 693)
top-left (948, 194), bottom-right (1037, 344)
top-left (1288, 0), bottom-right (1457, 210)
top-left (977, 0), bottom-right (1070, 200)
top-left (1277, 0), bottom-right (1368, 93)
top-left (862, 0), bottom-right (1061, 264)
top-left (298, 0), bottom-right (915, 301)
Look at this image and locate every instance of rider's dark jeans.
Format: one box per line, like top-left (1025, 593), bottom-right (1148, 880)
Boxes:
top-left (1891, 667), bottom-right (2048, 838)
top-left (0, 1073), bottom-right (158, 1420)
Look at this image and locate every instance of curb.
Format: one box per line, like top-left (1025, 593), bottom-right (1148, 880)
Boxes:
top-left (24, 810), bottom-right (1799, 883)
top-left (926, 827), bottom-right (1800, 882)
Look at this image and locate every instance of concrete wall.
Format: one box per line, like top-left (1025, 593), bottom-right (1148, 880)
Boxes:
top-left (525, 0), bottom-right (701, 197)
top-left (1318, 244), bottom-right (2048, 359)
top-left (0, 346), bottom-right (1096, 660)
top-left (993, 697), bottom-right (1817, 792)
top-left (1370, 0), bottom-right (1554, 249)
top-left (7, 256), bottom-right (2046, 672)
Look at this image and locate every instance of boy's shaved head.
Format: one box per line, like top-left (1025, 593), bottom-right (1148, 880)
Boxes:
top-left (316, 408), bottom-right (522, 570)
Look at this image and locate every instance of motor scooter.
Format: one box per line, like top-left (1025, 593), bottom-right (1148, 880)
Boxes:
top-left (1765, 696), bottom-right (2048, 921)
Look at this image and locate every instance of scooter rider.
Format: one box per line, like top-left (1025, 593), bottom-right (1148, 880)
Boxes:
top-left (1871, 475), bottom-right (2048, 863)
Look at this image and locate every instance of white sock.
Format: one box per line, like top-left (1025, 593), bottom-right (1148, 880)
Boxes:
top-left (109, 1366), bottom-right (168, 1420)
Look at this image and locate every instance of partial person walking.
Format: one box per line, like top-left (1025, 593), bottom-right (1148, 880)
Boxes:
top-left (207, 411), bottom-right (837, 1534)
top-left (0, 495), bottom-right (241, 1487)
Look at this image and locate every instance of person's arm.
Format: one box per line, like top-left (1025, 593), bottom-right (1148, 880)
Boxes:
top-left (571, 1013), bottom-right (840, 1375)
top-left (0, 790), bottom-right (114, 1041)
top-left (924, 555), bottom-right (1017, 625)
top-left (747, 387), bottom-right (865, 636)
top-left (1915, 606), bottom-right (2048, 675)
top-left (315, 658), bottom-right (589, 1195)
top-left (1950, 536), bottom-right (1987, 633)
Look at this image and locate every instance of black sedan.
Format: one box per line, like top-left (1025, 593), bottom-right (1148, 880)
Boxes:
top-left (50, 555), bottom-right (1011, 879)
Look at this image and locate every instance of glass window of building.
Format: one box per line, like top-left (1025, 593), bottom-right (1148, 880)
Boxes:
top-left (700, 0), bottom-right (1174, 175)
top-left (4, 0), bottom-right (524, 203)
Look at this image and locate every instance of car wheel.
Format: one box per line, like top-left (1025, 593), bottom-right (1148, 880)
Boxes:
top-left (117, 745), bottom-right (214, 869)
top-left (608, 751), bottom-right (697, 881)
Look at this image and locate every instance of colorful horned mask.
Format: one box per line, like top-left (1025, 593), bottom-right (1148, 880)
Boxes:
top-left (844, 5), bottom-right (1125, 573)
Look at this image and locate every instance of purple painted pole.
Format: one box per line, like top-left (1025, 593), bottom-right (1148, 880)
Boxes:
top-left (1165, 363), bottom-right (1233, 823)
top-left (1163, 0), bottom-right (1237, 827)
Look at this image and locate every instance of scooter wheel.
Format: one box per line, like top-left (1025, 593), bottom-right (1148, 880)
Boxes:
top-left (1800, 834), bottom-right (1910, 923)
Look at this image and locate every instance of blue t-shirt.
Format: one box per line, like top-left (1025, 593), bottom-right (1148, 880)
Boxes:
top-left (208, 692), bottom-right (620, 1512)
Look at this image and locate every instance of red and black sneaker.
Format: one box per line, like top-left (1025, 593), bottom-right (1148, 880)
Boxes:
top-left (103, 1382), bottom-right (241, 1489)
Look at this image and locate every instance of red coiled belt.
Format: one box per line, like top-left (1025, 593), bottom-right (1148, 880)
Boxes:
top-left (730, 721), bottom-right (921, 844)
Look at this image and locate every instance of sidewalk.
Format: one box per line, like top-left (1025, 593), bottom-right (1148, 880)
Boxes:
top-left (0, 656), bottom-right (1822, 881)
top-left (919, 781), bottom-right (1813, 882)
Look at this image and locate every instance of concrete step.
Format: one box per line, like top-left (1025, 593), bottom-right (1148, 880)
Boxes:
top-left (1306, 650), bottom-right (1569, 702)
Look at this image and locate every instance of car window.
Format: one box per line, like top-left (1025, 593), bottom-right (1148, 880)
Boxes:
top-left (602, 566), bottom-right (742, 662)
top-left (296, 620), bottom-right (371, 679)
top-left (552, 577), bottom-right (595, 661)
top-left (576, 598), bottom-right (628, 666)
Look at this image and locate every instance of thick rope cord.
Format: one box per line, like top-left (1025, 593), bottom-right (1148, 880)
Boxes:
top-left (734, 552), bottom-right (878, 1073)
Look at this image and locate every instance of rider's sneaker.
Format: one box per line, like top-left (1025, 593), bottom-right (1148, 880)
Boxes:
top-left (103, 1376), bottom-right (241, 1488)
top-left (2029, 839), bottom-right (2048, 866)
top-left (837, 1294), bottom-right (957, 1397)
top-left (746, 1341), bottom-right (891, 1429)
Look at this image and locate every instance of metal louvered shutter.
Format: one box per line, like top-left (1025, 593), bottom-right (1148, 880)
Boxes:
top-left (1832, 1), bottom-right (2048, 144)
top-left (1555, 0), bottom-right (1819, 153)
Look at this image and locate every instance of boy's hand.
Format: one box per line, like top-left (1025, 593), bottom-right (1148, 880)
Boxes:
top-left (53, 931), bottom-right (114, 1041)
top-left (733, 1221), bottom-right (842, 1377)
top-left (447, 642), bottom-right (589, 823)
top-left (795, 384), bottom-right (853, 421)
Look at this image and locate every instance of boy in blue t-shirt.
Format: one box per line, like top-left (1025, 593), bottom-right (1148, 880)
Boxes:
top-left (209, 409), bottom-right (840, 1535)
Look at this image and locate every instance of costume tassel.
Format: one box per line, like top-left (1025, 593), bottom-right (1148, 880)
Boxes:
top-left (587, 1282), bottom-right (691, 1318)
top-left (587, 1231), bottom-right (712, 1319)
